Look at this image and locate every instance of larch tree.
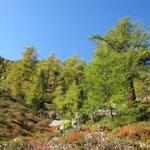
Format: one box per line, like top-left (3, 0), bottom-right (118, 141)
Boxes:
top-left (5, 47), bottom-right (38, 98)
top-left (89, 17), bottom-right (150, 106)
top-left (30, 53), bottom-right (61, 109)
top-left (63, 81), bottom-right (80, 119)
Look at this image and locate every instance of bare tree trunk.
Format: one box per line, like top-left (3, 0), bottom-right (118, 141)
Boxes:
top-left (90, 113), bottom-right (94, 123)
top-left (90, 107), bottom-right (94, 123)
top-left (109, 106), bottom-right (114, 119)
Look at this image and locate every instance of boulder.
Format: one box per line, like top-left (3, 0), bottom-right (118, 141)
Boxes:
top-left (48, 119), bottom-right (70, 132)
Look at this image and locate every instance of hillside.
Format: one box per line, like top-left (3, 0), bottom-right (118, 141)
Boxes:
top-left (0, 95), bottom-right (149, 149)
top-left (0, 18), bottom-right (150, 149)
top-left (0, 95), bottom-right (49, 142)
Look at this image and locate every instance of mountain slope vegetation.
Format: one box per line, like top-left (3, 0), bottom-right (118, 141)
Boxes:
top-left (0, 17), bottom-right (150, 149)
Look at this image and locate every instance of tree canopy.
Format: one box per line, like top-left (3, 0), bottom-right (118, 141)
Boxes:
top-left (0, 17), bottom-right (150, 121)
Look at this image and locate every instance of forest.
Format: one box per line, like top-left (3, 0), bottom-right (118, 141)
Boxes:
top-left (0, 18), bottom-right (150, 150)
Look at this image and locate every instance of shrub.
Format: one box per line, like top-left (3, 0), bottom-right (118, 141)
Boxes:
top-left (67, 131), bottom-right (83, 143)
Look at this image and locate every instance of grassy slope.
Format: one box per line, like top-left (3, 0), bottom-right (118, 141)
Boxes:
top-left (0, 96), bottom-right (49, 141)
top-left (0, 96), bottom-right (150, 149)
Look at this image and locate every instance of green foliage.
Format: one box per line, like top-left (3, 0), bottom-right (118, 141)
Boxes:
top-left (60, 54), bottom-right (86, 89)
top-left (84, 45), bottom-right (128, 116)
top-left (1, 17), bottom-right (150, 126)
top-left (0, 56), bottom-right (12, 90)
top-left (84, 17), bottom-right (150, 121)
top-left (53, 86), bottom-right (64, 111)
top-left (35, 53), bottom-right (61, 105)
top-left (25, 70), bottom-right (47, 107)
top-left (4, 47), bottom-right (37, 97)
top-left (133, 102), bottom-right (150, 121)
top-left (63, 81), bottom-right (80, 119)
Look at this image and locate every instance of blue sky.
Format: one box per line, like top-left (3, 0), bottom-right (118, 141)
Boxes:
top-left (0, 0), bottom-right (149, 61)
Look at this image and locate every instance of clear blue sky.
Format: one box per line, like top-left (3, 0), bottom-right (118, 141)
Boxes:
top-left (0, 0), bottom-right (149, 61)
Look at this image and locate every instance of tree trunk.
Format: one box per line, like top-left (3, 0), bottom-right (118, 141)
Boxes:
top-left (90, 113), bottom-right (94, 123)
top-left (109, 106), bottom-right (114, 119)
top-left (90, 107), bottom-right (94, 123)
top-left (128, 76), bottom-right (136, 106)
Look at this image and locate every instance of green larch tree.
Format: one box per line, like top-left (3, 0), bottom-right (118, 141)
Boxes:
top-left (5, 47), bottom-right (38, 97)
top-left (89, 17), bottom-right (150, 106)
top-left (63, 81), bottom-right (80, 119)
